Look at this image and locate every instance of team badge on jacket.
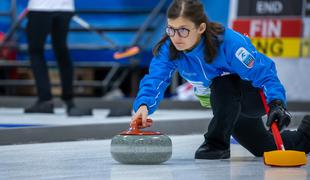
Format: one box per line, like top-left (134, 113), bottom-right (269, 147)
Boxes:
top-left (235, 47), bottom-right (255, 68)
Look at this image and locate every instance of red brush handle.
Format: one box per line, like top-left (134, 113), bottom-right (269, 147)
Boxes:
top-left (259, 90), bottom-right (285, 151)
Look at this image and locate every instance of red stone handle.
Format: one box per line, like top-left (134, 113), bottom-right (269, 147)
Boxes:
top-left (130, 118), bottom-right (153, 130)
top-left (120, 118), bottom-right (162, 135)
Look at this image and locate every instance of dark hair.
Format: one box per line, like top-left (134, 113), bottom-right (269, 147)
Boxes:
top-left (153, 0), bottom-right (224, 63)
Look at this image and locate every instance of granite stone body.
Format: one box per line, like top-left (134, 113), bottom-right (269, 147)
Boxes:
top-left (111, 134), bottom-right (172, 164)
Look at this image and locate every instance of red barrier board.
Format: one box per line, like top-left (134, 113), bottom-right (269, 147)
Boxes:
top-left (232, 19), bottom-right (302, 37)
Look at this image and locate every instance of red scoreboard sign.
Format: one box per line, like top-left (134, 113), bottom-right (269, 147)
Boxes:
top-left (232, 19), bottom-right (302, 37)
top-left (232, 18), bottom-right (303, 57)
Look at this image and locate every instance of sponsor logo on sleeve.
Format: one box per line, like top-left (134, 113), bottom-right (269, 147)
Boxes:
top-left (235, 47), bottom-right (255, 68)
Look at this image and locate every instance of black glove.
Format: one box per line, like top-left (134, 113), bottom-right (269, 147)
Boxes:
top-left (266, 100), bottom-right (291, 131)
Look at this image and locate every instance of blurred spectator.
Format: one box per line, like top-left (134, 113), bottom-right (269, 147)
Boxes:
top-left (24, 0), bottom-right (92, 116)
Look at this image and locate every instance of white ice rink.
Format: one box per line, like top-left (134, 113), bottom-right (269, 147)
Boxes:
top-left (0, 134), bottom-right (309, 180)
top-left (0, 108), bottom-right (309, 179)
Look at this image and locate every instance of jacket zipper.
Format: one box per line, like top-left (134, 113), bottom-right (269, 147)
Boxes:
top-left (195, 55), bottom-right (209, 81)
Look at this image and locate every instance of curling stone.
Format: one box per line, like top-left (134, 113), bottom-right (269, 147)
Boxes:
top-left (111, 118), bottom-right (172, 164)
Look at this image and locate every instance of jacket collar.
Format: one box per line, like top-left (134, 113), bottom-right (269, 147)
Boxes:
top-left (183, 37), bottom-right (205, 58)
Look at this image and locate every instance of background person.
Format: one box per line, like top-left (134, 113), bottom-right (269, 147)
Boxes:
top-left (25, 0), bottom-right (92, 116)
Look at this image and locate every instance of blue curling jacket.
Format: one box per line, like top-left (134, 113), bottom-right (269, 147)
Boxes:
top-left (133, 28), bottom-right (286, 114)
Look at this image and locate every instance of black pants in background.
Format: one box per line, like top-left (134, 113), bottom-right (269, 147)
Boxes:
top-left (26, 11), bottom-right (74, 102)
top-left (205, 74), bottom-right (308, 156)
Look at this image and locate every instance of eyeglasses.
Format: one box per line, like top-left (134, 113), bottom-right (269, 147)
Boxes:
top-left (166, 26), bottom-right (193, 38)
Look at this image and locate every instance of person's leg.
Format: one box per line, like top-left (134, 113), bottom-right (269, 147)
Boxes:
top-left (296, 115), bottom-right (310, 153)
top-left (232, 115), bottom-right (275, 156)
top-left (25, 11), bottom-right (54, 113)
top-left (232, 115), bottom-right (310, 156)
top-left (26, 11), bottom-right (53, 102)
top-left (51, 12), bottom-right (92, 116)
top-left (51, 12), bottom-right (74, 102)
top-left (232, 81), bottom-right (310, 156)
top-left (195, 75), bottom-right (242, 159)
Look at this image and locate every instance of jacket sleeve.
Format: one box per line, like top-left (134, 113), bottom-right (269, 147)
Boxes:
top-left (226, 32), bottom-right (286, 105)
top-left (133, 41), bottom-right (177, 114)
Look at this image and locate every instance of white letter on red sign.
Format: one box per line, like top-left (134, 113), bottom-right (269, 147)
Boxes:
top-left (250, 20), bottom-right (261, 37)
top-left (268, 20), bottom-right (281, 37)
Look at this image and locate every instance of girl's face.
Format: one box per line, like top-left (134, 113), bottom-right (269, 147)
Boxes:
top-left (167, 17), bottom-right (206, 51)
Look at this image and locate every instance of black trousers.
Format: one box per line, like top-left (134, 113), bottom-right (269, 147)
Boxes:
top-left (205, 74), bottom-right (308, 156)
top-left (26, 11), bottom-right (74, 101)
